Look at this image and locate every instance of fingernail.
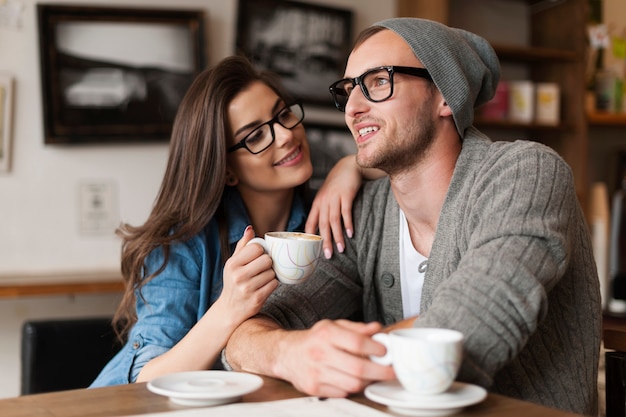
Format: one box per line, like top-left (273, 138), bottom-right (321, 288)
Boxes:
top-left (346, 229), bottom-right (353, 238)
top-left (324, 248), bottom-right (332, 259)
top-left (337, 243), bottom-right (344, 253)
top-left (245, 225), bottom-right (253, 233)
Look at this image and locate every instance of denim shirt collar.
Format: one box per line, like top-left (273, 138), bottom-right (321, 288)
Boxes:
top-left (224, 187), bottom-right (308, 244)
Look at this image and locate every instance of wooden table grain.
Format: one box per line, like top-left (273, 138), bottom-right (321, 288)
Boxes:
top-left (0, 375), bottom-right (584, 417)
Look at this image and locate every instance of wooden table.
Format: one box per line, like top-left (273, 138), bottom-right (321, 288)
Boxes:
top-left (0, 375), bottom-right (583, 417)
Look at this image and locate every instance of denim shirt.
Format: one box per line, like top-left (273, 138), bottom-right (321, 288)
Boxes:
top-left (90, 188), bottom-right (308, 387)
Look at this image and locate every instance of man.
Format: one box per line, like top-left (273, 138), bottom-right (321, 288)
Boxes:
top-left (224, 18), bottom-right (601, 415)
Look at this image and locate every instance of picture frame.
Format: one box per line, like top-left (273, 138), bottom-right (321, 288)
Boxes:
top-left (236, 0), bottom-right (353, 108)
top-left (305, 123), bottom-right (355, 189)
top-left (0, 74), bottom-right (14, 172)
top-left (37, 5), bottom-right (206, 144)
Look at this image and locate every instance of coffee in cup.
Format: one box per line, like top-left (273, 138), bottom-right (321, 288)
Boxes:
top-left (247, 231), bottom-right (322, 284)
top-left (371, 328), bottom-right (463, 395)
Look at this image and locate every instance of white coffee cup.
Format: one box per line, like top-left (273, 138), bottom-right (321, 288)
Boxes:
top-left (247, 232), bottom-right (322, 285)
top-left (371, 328), bottom-right (464, 395)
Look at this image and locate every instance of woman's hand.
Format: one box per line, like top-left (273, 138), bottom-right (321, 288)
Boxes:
top-left (306, 156), bottom-right (360, 259)
top-left (218, 226), bottom-right (279, 325)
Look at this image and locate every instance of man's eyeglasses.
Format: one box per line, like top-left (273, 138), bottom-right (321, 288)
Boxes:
top-left (227, 103), bottom-right (305, 155)
top-left (329, 66), bottom-right (432, 112)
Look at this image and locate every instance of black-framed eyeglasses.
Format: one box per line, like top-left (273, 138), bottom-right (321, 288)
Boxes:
top-left (227, 103), bottom-right (305, 155)
top-left (329, 66), bottom-right (432, 112)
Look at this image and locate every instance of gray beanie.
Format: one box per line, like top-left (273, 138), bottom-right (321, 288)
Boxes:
top-left (374, 18), bottom-right (500, 136)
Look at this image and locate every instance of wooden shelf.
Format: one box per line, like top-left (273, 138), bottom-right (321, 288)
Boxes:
top-left (587, 111), bottom-right (626, 126)
top-left (0, 271), bottom-right (124, 298)
top-left (492, 44), bottom-right (577, 62)
top-left (475, 118), bottom-right (572, 131)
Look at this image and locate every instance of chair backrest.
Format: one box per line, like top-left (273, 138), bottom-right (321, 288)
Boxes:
top-left (20, 317), bottom-right (121, 395)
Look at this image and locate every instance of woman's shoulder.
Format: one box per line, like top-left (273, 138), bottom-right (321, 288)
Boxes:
top-left (145, 228), bottom-right (214, 270)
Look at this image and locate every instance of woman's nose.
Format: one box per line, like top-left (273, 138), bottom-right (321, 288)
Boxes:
top-left (273, 123), bottom-right (294, 147)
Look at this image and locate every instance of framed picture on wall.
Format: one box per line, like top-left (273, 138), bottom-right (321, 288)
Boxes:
top-left (37, 5), bottom-right (206, 144)
top-left (305, 123), bottom-right (355, 189)
top-left (236, 0), bottom-right (353, 107)
top-left (0, 73), bottom-right (14, 172)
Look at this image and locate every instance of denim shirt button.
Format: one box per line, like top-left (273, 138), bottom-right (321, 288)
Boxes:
top-left (132, 341), bottom-right (140, 350)
top-left (381, 273), bottom-right (395, 288)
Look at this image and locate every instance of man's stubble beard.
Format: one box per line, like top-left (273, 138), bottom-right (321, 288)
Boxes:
top-left (356, 99), bottom-right (437, 177)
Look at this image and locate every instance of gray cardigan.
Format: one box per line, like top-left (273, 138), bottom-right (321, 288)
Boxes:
top-left (261, 127), bottom-right (601, 415)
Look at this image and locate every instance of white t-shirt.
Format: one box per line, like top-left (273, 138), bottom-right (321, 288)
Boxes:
top-left (399, 209), bottom-right (428, 318)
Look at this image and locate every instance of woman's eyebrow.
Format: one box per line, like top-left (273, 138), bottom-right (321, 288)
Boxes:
top-left (233, 98), bottom-right (285, 137)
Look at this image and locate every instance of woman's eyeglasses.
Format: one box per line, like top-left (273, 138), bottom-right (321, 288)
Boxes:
top-left (329, 66), bottom-right (432, 112)
top-left (227, 103), bottom-right (305, 155)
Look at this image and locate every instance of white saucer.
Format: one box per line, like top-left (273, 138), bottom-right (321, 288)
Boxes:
top-left (364, 380), bottom-right (487, 416)
top-left (147, 370), bottom-right (263, 407)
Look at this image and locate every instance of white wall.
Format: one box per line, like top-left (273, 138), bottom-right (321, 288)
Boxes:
top-left (0, 0), bottom-right (395, 399)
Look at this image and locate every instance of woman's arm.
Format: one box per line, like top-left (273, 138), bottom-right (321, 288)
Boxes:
top-left (306, 155), bottom-right (385, 259)
top-left (136, 226), bottom-right (277, 381)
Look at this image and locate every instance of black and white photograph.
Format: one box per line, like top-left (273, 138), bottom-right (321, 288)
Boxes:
top-left (37, 5), bottom-right (205, 144)
top-left (305, 123), bottom-right (355, 189)
top-left (236, 0), bottom-right (353, 107)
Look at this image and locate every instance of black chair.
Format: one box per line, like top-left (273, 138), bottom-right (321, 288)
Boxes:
top-left (20, 317), bottom-right (122, 395)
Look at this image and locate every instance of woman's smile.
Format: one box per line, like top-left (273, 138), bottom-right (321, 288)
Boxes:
top-left (274, 146), bottom-right (304, 167)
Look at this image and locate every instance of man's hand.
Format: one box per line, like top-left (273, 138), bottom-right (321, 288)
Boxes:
top-left (272, 319), bottom-right (396, 397)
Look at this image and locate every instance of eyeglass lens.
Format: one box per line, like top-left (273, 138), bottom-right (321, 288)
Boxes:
top-left (242, 103), bottom-right (304, 154)
top-left (331, 68), bottom-right (393, 111)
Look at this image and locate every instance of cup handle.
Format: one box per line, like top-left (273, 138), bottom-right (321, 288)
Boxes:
top-left (370, 332), bottom-right (392, 365)
top-left (247, 237), bottom-right (268, 253)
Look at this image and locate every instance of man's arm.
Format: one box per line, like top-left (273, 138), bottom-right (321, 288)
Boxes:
top-left (225, 316), bottom-right (396, 397)
top-left (224, 316), bottom-right (283, 377)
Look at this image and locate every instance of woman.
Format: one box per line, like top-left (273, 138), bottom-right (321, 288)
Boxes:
top-left (90, 56), bottom-right (361, 386)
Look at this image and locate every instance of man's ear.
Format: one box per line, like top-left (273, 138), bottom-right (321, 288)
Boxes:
top-left (439, 98), bottom-right (453, 118)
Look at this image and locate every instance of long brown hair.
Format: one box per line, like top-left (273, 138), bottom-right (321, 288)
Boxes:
top-left (113, 56), bottom-right (292, 340)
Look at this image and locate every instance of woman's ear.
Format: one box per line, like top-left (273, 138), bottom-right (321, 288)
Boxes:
top-left (225, 169), bottom-right (239, 186)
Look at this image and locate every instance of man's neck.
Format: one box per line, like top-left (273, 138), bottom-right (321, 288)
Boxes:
top-left (390, 134), bottom-right (461, 256)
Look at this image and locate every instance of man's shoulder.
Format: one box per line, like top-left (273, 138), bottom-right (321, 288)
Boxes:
top-left (475, 133), bottom-right (558, 159)
top-left (465, 128), bottom-right (562, 161)
top-left (473, 137), bottom-right (568, 173)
